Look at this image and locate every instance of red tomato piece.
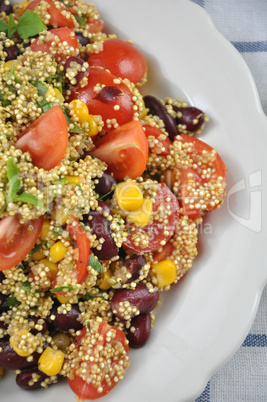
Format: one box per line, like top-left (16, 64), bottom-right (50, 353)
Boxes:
top-left (90, 120), bottom-right (148, 181)
top-left (176, 134), bottom-right (227, 219)
top-left (25, 0), bottom-right (76, 28)
top-left (30, 27), bottom-right (79, 62)
top-left (153, 240), bottom-right (174, 262)
top-left (88, 38), bottom-right (147, 84)
top-left (87, 18), bottom-right (104, 33)
top-left (15, 106), bottom-right (68, 170)
top-left (66, 220), bottom-right (90, 284)
top-left (68, 321), bottom-right (129, 400)
top-left (143, 124), bottom-right (172, 156)
top-left (68, 67), bottom-right (135, 132)
top-left (0, 215), bottom-right (44, 271)
top-left (123, 183), bottom-right (179, 253)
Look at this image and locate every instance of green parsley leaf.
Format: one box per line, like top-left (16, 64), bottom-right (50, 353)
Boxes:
top-left (88, 255), bottom-right (104, 273)
top-left (97, 188), bottom-right (114, 201)
top-left (31, 81), bottom-right (53, 112)
top-left (50, 285), bottom-right (76, 292)
top-left (7, 14), bottom-right (18, 38)
top-left (74, 14), bottom-right (87, 28)
top-left (15, 192), bottom-right (44, 208)
top-left (52, 178), bottom-right (68, 186)
top-left (3, 296), bottom-right (21, 307)
top-left (21, 281), bottom-right (31, 293)
top-left (0, 19), bottom-right (9, 36)
top-left (53, 225), bottom-right (63, 239)
top-left (17, 10), bottom-right (47, 40)
top-left (29, 242), bottom-right (44, 255)
top-left (8, 64), bottom-right (21, 84)
top-left (62, 108), bottom-right (86, 134)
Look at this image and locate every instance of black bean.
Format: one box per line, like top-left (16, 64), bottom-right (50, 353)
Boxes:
top-left (0, 272), bottom-right (5, 283)
top-left (127, 313), bottom-right (151, 348)
top-left (94, 172), bottom-right (116, 195)
top-left (75, 32), bottom-right (91, 47)
top-left (28, 317), bottom-right (48, 335)
top-left (50, 304), bottom-right (83, 331)
top-left (0, 0), bottom-right (13, 15)
top-left (64, 56), bottom-right (89, 85)
top-left (4, 45), bottom-right (19, 61)
top-left (111, 284), bottom-right (159, 321)
top-left (174, 106), bottom-right (204, 133)
top-left (0, 293), bottom-right (9, 313)
top-left (123, 255), bottom-right (146, 283)
top-left (16, 368), bottom-right (48, 390)
top-left (0, 338), bottom-right (41, 370)
top-left (83, 207), bottom-right (119, 260)
top-left (143, 95), bottom-right (178, 141)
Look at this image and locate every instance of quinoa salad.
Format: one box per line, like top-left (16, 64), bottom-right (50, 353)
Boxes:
top-left (0, 0), bottom-right (227, 400)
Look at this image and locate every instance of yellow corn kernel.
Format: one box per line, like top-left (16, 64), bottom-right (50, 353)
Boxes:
top-left (4, 59), bottom-right (18, 70)
top-left (87, 114), bottom-right (99, 136)
top-left (126, 198), bottom-right (152, 228)
top-left (31, 250), bottom-right (45, 261)
top-left (9, 329), bottom-right (37, 357)
top-left (152, 259), bottom-right (177, 288)
top-left (56, 294), bottom-right (72, 304)
top-left (13, 1), bottom-right (30, 17)
top-left (38, 347), bottom-right (65, 376)
top-left (46, 87), bottom-right (64, 103)
top-left (40, 220), bottom-right (50, 241)
top-left (52, 206), bottom-right (71, 225)
top-left (99, 269), bottom-right (112, 290)
top-left (70, 99), bottom-right (89, 123)
top-left (0, 365), bottom-right (4, 379)
top-left (50, 241), bottom-right (68, 263)
top-left (39, 259), bottom-right (58, 280)
top-left (64, 175), bottom-right (81, 185)
top-left (116, 180), bottom-right (143, 211)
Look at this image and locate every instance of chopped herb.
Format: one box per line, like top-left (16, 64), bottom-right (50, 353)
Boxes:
top-left (21, 281), bottom-right (32, 293)
top-left (86, 321), bottom-right (91, 330)
top-left (52, 178), bottom-right (68, 186)
top-left (97, 188), bottom-right (114, 201)
top-left (53, 225), bottom-right (64, 239)
top-left (29, 242), bottom-right (44, 255)
top-left (8, 64), bottom-right (21, 84)
top-left (88, 255), bottom-right (104, 273)
top-left (0, 11), bottom-right (46, 39)
top-left (6, 157), bottom-right (44, 208)
top-left (50, 285), bottom-right (76, 292)
top-left (74, 14), bottom-right (87, 28)
top-left (83, 292), bottom-right (105, 301)
top-left (3, 296), bottom-right (21, 307)
top-left (62, 108), bottom-right (86, 134)
top-left (31, 81), bottom-right (53, 112)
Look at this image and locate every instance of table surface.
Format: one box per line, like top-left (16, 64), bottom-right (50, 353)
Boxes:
top-left (191, 1), bottom-right (267, 401)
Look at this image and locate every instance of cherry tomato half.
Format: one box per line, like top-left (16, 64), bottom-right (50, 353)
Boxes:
top-left (123, 182), bottom-right (179, 253)
top-left (0, 215), bottom-right (44, 271)
top-left (90, 120), bottom-right (148, 181)
top-left (25, 0), bottom-right (76, 28)
top-left (31, 27), bottom-right (79, 62)
top-left (68, 321), bottom-right (129, 400)
top-left (143, 124), bottom-right (172, 156)
top-left (15, 106), bottom-right (68, 170)
top-left (176, 134), bottom-right (227, 219)
top-left (68, 67), bottom-right (135, 132)
top-left (88, 38), bottom-right (147, 84)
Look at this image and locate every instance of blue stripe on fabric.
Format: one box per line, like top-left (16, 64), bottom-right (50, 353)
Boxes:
top-left (242, 334), bottom-right (267, 347)
top-left (191, 0), bottom-right (205, 7)
top-left (232, 40), bottom-right (267, 53)
top-left (195, 381), bottom-right (210, 402)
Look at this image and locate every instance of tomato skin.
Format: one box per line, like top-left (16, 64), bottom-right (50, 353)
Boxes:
top-left (90, 120), bottom-right (148, 181)
top-left (68, 322), bottom-right (129, 400)
top-left (15, 106), bottom-right (68, 170)
top-left (68, 67), bottom-right (135, 132)
top-left (66, 220), bottom-right (90, 284)
top-left (143, 124), bottom-right (172, 156)
top-left (176, 134), bottom-right (227, 219)
top-left (0, 215), bottom-right (44, 271)
top-left (87, 18), bottom-right (104, 33)
top-left (30, 27), bottom-right (79, 61)
top-left (25, 0), bottom-right (76, 28)
top-left (88, 38), bottom-right (147, 84)
top-left (123, 183), bottom-right (179, 253)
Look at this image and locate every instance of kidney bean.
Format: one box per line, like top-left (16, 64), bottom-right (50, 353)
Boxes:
top-left (0, 0), bottom-right (13, 14)
top-left (28, 317), bottom-right (48, 335)
top-left (0, 320), bottom-right (8, 331)
top-left (50, 304), bottom-right (83, 331)
top-left (16, 368), bottom-right (48, 390)
top-left (64, 56), bottom-right (89, 85)
top-left (75, 32), bottom-right (91, 47)
top-left (123, 255), bottom-right (146, 284)
top-left (173, 106), bottom-right (204, 132)
top-left (0, 293), bottom-right (9, 313)
top-left (127, 313), bottom-right (151, 348)
top-left (83, 207), bottom-right (119, 260)
top-left (143, 95), bottom-right (178, 141)
top-left (0, 272), bottom-right (5, 283)
top-left (0, 338), bottom-right (40, 370)
top-left (111, 283), bottom-right (159, 321)
top-left (94, 172), bottom-right (116, 195)
top-left (3, 44), bottom-right (19, 61)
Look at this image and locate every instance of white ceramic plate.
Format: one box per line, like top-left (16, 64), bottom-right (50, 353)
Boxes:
top-left (3, 0), bottom-right (267, 401)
